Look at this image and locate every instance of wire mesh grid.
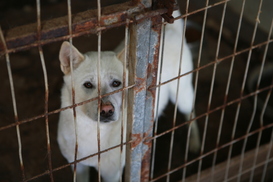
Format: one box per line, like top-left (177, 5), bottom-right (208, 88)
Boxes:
top-left (0, 0), bottom-right (272, 182)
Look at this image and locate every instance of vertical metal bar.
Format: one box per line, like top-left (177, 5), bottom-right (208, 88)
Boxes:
top-left (166, 12), bottom-right (187, 181)
top-left (249, 17), bottom-right (273, 181)
top-left (178, 0), bottom-right (196, 180)
top-left (119, 18), bottom-right (130, 182)
top-left (165, 5), bottom-right (191, 181)
top-left (141, 15), bottom-right (162, 181)
top-left (36, 0), bottom-right (53, 181)
top-left (182, 1), bottom-right (208, 181)
top-left (125, 18), bottom-right (151, 182)
top-left (125, 1), bottom-right (162, 181)
top-left (150, 22), bottom-right (165, 180)
top-left (261, 127), bottom-right (273, 181)
top-left (66, 0), bottom-right (78, 181)
top-left (196, 1), bottom-right (210, 181)
top-left (236, 1), bottom-right (264, 181)
top-left (210, 2), bottom-right (227, 181)
top-left (224, 0), bottom-right (246, 179)
top-left (260, 72), bottom-right (273, 181)
top-left (96, 0), bottom-right (102, 181)
top-left (0, 28), bottom-right (25, 181)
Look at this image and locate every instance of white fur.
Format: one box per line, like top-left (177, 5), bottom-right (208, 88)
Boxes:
top-left (155, 11), bottom-right (200, 152)
top-left (57, 10), bottom-right (200, 182)
top-left (58, 48), bottom-right (126, 182)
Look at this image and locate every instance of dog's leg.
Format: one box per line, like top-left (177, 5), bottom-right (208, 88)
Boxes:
top-left (71, 163), bottom-right (89, 182)
top-left (99, 159), bottom-right (122, 182)
top-left (186, 111), bottom-right (201, 154)
top-left (100, 168), bottom-right (121, 182)
top-left (168, 78), bottom-right (201, 153)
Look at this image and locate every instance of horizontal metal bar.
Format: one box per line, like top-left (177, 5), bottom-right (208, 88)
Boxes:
top-left (0, 0), bottom-right (232, 56)
top-left (148, 38), bottom-right (273, 90)
top-left (150, 123), bottom-right (273, 182)
top-left (185, 142), bottom-right (273, 182)
top-left (149, 83), bottom-right (273, 143)
top-left (0, 2), bottom-right (168, 55)
top-left (24, 140), bottom-right (134, 182)
top-left (0, 84), bottom-right (136, 132)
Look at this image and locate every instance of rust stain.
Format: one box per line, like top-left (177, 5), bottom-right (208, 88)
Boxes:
top-left (74, 21), bottom-right (97, 33)
top-left (0, 1), bottom-right (138, 54)
top-left (141, 149), bottom-right (151, 182)
top-left (131, 133), bottom-right (142, 149)
top-left (135, 77), bottom-right (146, 93)
top-left (102, 12), bottom-right (129, 26)
top-left (156, 0), bottom-right (176, 23)
top-left (141, 131), bottom-right (154, 181)
top-left (130, 132), bottom-right (153, 181)
top-left (148, 16), bottom-right (162, 97)
top-left (131, 130), bottom-right (153, 149)
top-left (0, 2), bottom-right (169, 55)
top-left (140, 15), bottom-right (162, 181)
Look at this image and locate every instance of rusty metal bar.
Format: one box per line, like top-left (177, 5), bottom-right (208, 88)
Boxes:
top-left (148, 81), bottom-right (273, 143)
top-left (0, 28), bottom-right (25, 180)
top-left (260, 67), bottom-right (273, 181)
top-left (150, 23), bottom-right (163, 179)
top-left (24, 118), bottom-right (273, 182)
top-left (125, 17), bottom-right (150, 182)
top-left (167, 9), bottom-right (190, 182)
top-left (184, 142), bottom-right (273, 182)
top-left (261, 100), bottom-right (273, 181)
top-left (0, 0), bottom-right (232, 56)
top-left (149, 121), bottom-right (273, 182)
top-left (223, 0), bottom-right (246, 180)
top-left (24, 139), bottom-right (133, 181)
top-left (196, 1), bottom-right (210, 182)
top-left (125, 0), bottom-right (162, 181)
top-left (119, 18), bottom-right (130, 182)
top-left (65, 0), bottom-right (80, 181)
top-left (235, 1), bottom-right (264, 181)
top-left (0, 2), bottom-right (171, 55)
top-left (96, 0), bottom-right (102, 181)
top-left (210, 1), bottom-right (228, 181)
top-left (0, 84), bottom-right (135, 132)
top-left (126, 2), bottom-right (150, 181)
top-left (141, 15), bottom-right (162, 181)
top-left (181, 1), bottom-right (197, 181)
top-left (0, 36), bottom-right (271, 134)
top-left (0, 2), bottom-right (139, 54)
top-left (36, 0), bottom-right (54, 181)
top-left (249, 16), bottom-right (273, 182)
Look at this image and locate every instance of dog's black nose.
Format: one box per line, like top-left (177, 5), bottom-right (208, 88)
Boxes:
top-left (100, 103), bottom-right (115, 118)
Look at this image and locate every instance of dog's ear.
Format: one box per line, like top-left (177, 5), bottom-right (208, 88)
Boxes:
top-left (59, 41), bottom-right (84, 75)
top-left (116, 48), bottom-right (125, 62)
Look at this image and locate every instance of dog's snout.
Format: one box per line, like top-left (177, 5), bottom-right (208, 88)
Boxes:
top-left (100, 102), bottom-right (115, 118)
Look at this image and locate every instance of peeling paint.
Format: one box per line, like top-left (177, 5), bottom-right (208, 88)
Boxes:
top-left (103, 16), bottom-right (119, 25)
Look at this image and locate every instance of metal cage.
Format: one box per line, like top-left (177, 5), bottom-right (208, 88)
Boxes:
top-left (0, 0), bottom-right (272, 181)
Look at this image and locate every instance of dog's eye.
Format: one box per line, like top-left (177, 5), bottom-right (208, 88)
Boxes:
top-left (112, 80), bottom-right (121, 87)
top-left (84, 82), bottom-right (93, 89)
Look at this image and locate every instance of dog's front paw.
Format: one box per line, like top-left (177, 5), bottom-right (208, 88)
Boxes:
top-left (189, 136), bottom-right (201, 154)
top-left (188, 120), bottom-right (201, 154)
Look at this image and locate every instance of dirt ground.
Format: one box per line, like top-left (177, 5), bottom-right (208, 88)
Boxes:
top-left (0, 0), bottom-right (272, 182)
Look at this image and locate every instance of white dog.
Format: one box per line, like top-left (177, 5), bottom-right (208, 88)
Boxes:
top-left (57, 10), bottom-right (200, 182)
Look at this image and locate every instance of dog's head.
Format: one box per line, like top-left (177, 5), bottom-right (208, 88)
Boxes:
top-left (59, 41), bottom-right (125, 123)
